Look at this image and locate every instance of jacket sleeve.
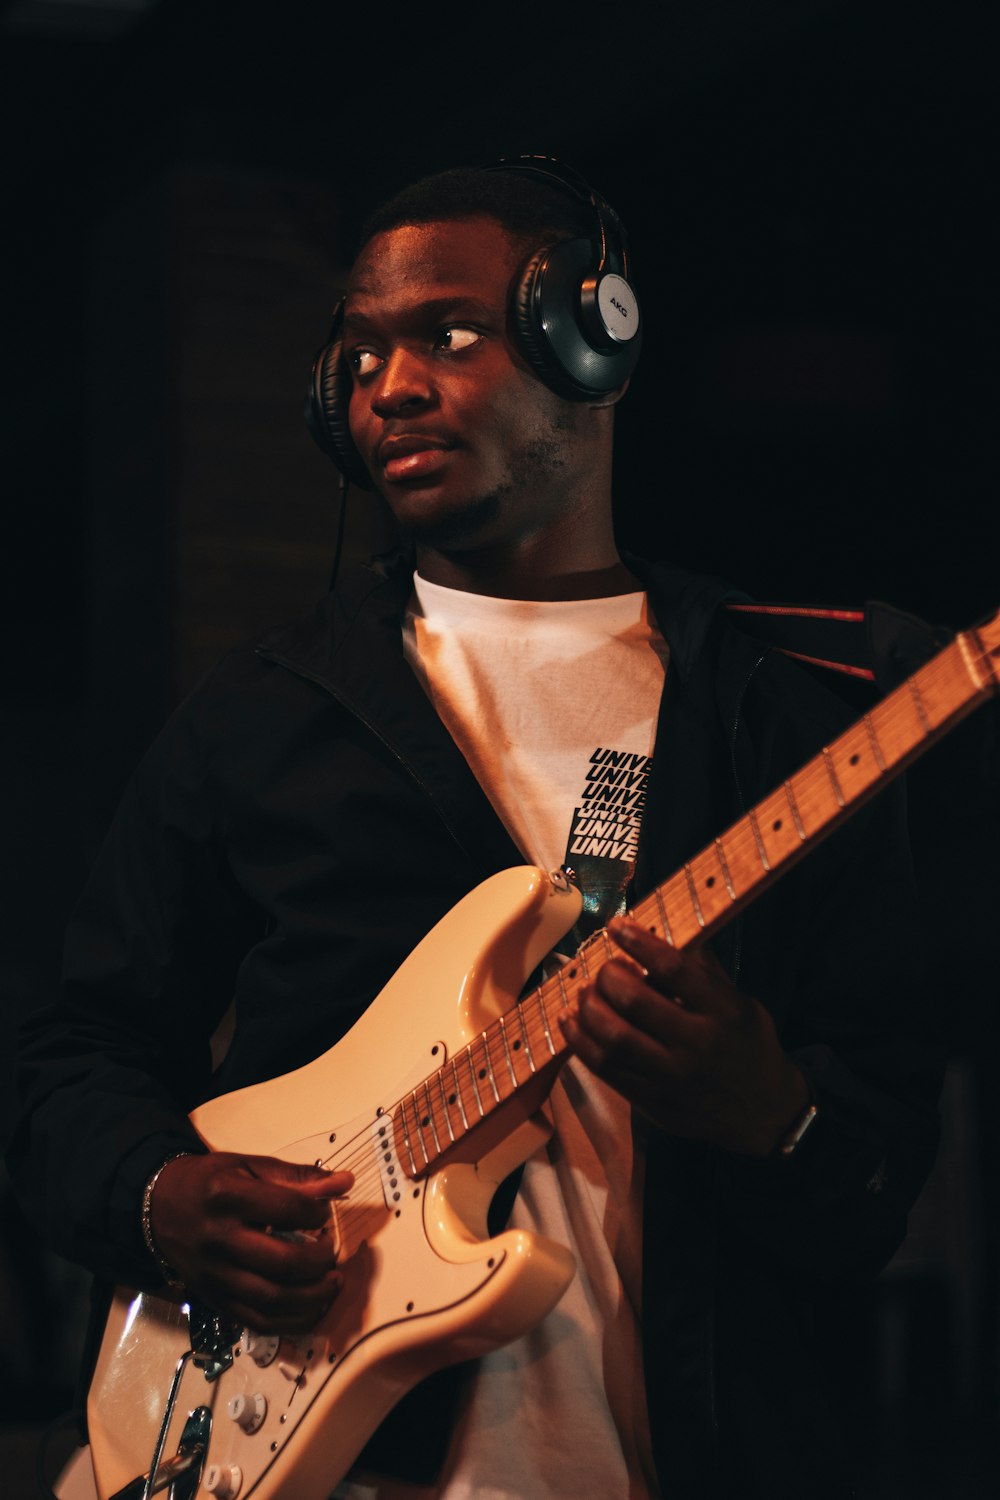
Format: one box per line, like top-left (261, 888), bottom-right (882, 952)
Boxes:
top-left (711, 648), bottom-right (945, 1282)
top-left (6, 686), bottom-right (258, 1286)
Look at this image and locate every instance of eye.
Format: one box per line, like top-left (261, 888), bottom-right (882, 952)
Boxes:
top-left (435, 326), bottom-right (482, 352)
top-left (347, 348), bottom-right (384, 379)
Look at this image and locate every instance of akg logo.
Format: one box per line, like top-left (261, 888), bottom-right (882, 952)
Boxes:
top-left (610, 298), bottom-right (629, 318)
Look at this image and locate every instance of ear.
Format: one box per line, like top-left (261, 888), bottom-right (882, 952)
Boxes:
top-left (587, 377), bottom-right (630, 411)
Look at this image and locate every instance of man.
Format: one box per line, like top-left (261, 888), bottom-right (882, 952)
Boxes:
top-left (9, 161), bottom-right (940, 1499)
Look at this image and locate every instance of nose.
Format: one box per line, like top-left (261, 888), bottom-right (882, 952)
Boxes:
top-left (370, 347), bottom-right (435, 417)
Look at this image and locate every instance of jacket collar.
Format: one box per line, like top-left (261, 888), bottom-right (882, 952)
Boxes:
top-left (254, 553), bottom-right (526, 878)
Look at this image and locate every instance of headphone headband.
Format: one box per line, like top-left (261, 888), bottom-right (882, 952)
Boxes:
top-left (479, 154), bottom-right (631, 284)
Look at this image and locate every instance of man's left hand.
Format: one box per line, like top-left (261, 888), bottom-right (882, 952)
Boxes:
top-left (559, 917), bottom-right (810, 1157)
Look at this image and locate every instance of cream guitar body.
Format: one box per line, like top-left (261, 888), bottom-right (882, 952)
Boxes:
top-left (87, 866), bottom-right (581, 1500)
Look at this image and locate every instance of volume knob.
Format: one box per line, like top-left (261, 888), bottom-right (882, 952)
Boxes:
top-left (240, 1330), bottom-right (279, 1367)
top-left (227, 1392), bottom-right (267, 1433)
top-left (203, 1463), bottom-right (242, 1498)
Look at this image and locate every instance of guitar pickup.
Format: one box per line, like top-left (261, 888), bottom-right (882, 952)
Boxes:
top-left (370, 1116), bottom-right (405, 1212)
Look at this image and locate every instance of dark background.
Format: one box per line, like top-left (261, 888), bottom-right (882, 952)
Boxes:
top-left (1, 1), bottom-right (997, 1495)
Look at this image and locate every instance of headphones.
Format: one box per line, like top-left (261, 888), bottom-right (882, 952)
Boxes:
top-left (305, 155), bottom-right (642, 490)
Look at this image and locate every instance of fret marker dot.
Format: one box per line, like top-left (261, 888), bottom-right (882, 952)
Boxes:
top-left (705, 876), bottom-right (715, 888)
top-left (772, 819), bottom-right (782, 831)
top-left (850, 753), bottom-right (860, 765)
top-left (512, 1040), bottom-right (521, 1050)
top-left (421, 1116), bottom-right (429, 1128)
top-left (448, 1093), bottom-right (456, 1105)
top-left (479, 1068), bottom-right (487, 1079)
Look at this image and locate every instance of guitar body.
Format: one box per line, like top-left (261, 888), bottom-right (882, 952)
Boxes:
top-left (87, 866), bottom-right (580, 1500)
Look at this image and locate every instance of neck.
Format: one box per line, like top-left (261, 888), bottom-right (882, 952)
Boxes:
top-left (414, 500), bottom-right (638, 602)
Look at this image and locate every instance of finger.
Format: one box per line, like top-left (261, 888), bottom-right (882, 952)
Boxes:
top-left (608, 920), bottom-right (734, 1012)
top-left (223, 1223), bottom-right (341, 1285)
top-left (217, 1165), bottom-right (350, 1232)
top-left (563, 982), bottom-right (682, 1080)
top-left (202, 1264), bottom-right (345, 1335)
top-left (246, 1157), bottom-right (354, 1198)
top-left (593, 959), bottom-right (699, 1047)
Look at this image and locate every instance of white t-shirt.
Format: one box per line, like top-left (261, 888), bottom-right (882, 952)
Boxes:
top-left (337, 574), bottom-right (669, 1500)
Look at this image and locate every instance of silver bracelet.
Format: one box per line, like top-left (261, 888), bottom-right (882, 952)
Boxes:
top-left (141, 1153), bottom-right (194, 1290)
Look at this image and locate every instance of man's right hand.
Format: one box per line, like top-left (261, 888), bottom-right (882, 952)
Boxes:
top-left (149, 1152), bottom-right (353, 1334)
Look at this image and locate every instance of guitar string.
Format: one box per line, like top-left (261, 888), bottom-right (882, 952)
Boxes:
top-left (311, 642), bottom-right (985, 1232)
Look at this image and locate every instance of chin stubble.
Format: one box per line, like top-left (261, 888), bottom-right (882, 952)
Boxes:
top-left (394, 433), bottom-right (570, 553)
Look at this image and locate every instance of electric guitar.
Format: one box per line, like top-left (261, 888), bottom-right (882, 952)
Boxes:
top-left (87, 608), bottom-right (1000, 1500)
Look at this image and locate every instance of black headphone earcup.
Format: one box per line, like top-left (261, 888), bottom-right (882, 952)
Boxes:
top-left (512, 238), bottom-right (642, 401)
top-left (305, 324), bottom-right (373, 489)
top-left (512, 246), bottom-right (572, 394)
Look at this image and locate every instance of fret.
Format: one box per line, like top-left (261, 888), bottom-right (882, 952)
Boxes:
top-left (715, 836), bottom-right (738, 900)
top-left (436, 1073), bottom-right (456, 1143)
top-left (450, 1055), bottom-right (470, 1130)
top-left (406, 1091), bottom-right (432, 1171)
top-left (750, 787), bottom-right (811, 870)
top-left (537, 985), bottom-right (557, 1055)
top-left (578, 943), bottom-right (593, 978)
top-left (477, 1034), bottom-right (501, 1104)
top-left (863, 713), bottom-right (886, 772)
top-left (683, 863), bottom-right (705, 928)
top-left (401, 1092), bottom-right (428, 1170)
top-left (909, 677), bottom-right (932, 735)
top-left (958, 630), bottom-right (991, 691)
top-left (811, 725), bottom-right (873, 813)
top-left (653, 884), bottom-right (673, 944)
top-left (498, 1014), bottom-right (517, 1087)
top-left (393, 1103), bottom-right (418, 1177)
top-left (747, 807), bottom-right (771, 872)
top-left (517, 1003), bottom-right (537, 1073)
top-left (822, 747), bottom-right (845, 808)
top-left (420, 1081), bottom-right (442, 1157)
top-left (783, 780), bottom-right (807, 841)
top-left (466, 1048), bottom-right (486, 1117)
top-left (912, 647), bottom-right (973, 730)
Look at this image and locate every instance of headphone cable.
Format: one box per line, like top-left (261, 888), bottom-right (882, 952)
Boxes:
top-left (329, 473), bottom-right (350, 591)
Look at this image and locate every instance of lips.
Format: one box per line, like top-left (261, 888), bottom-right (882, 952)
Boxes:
top-left (377, 433), bottom-right (455, 483)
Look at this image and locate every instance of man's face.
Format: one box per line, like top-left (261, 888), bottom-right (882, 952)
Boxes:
top-left (342, 216), bottom-right (592, 554)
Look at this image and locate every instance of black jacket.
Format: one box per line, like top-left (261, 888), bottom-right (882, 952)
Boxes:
top-left (8, 552), bottom-right (941, 1498)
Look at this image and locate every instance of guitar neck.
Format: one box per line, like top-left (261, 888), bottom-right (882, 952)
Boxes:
top-left (393, 614), bottom-right (999, 1179)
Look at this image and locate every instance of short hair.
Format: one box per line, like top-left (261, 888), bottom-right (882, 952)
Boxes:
top-left (357, 166), bottom-right (595, 255)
